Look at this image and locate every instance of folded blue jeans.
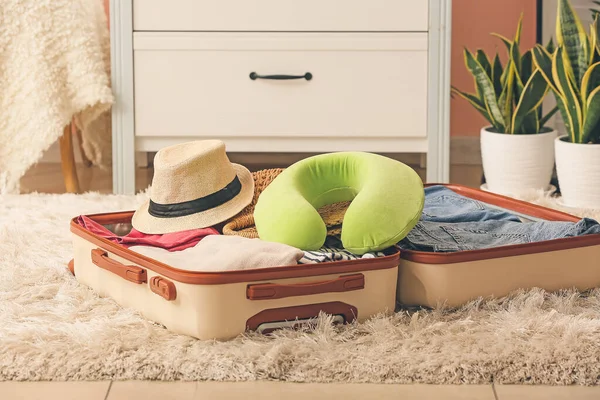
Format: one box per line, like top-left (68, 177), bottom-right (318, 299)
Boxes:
top-left (397, 186), bottom-right (600, 252)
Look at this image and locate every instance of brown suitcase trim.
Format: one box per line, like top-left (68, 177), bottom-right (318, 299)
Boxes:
top-left (150, 276), bottom-right (177, 301)
top-left (246, 301), bottom-right (358, 332)
top-left (91, 248), bottom-right (148, 284)
top-left (246, 273), bottom-right (365, 300)
top-left (70, 213), bottom-right (399, 285)
top-left (400, 184), bottom-right (600, 265)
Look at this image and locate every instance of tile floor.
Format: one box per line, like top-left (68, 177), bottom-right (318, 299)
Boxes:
top-left (2, 381), bottom-right (600, 400)
top-left (13, 163), bottom-right (597, 399)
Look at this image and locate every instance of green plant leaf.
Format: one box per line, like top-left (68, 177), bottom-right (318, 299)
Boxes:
top-left (492, 54), bottom-right (504, 97)
top-left (590, 16), bottom-right (598, 64)
top-left (557, 0), bottom-right (590, 86)
top-left (510, 39), bottom-right (522, 74)
top-left (540, 106), bottom-right (559, 127)
top-left (581, 61), bottom-right (600, 103)
top-left (510, 41), bottom-right (523, 115)
top-left (498, 66), bottom-right (515, 132)
top-left (519, 110), bottom-right (540, 134)
top-left (500, 56), bottom-right (512, 88)
top-left (514, 13), bottom-right (523, 45)
top-left (546, 37), bottom-right (556, 54)
top-left (563, 47), bottom-right (583, 98)
top-left (532, 45), bottom-right (558, 92)
top-left (555, 92), bottom-right (577, 142)
top-left (592, 1), bottom-right (600, 23)
top-left (595, 14), bottom-right (600, 55)
top-left (512, 70), bottom-right (549, 133)
top-left (463, 48), bottom-right (485, 103)
top-left (476, 50), bottom-right (493, 80)
top-left (498, 41), bottom-right (522, 121)
top-left (553, 47), bottom-right (583, 142)
top-left (520, 51), bottom-right (533, 84)
top-left (514, 64), bottom-right (525, 102)
top-left (465, 49), bottom-right (506, 131)
top-left (451, 87), bottom-right (494, 124)
top-left (491, 33), bottom-right (513, 53)
top-left (582, 85), bottom-right (600, 143)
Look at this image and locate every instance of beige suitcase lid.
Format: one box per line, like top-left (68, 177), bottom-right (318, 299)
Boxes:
top-left (399, 184), bottom-right (600, 265)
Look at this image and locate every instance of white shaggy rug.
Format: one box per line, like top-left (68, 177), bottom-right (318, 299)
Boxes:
top-left (1, 191), bottom-right (600, 384)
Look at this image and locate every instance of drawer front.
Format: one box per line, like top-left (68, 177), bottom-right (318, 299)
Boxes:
top-left (133, 0), bottom-right (428, 32)
top-left (133, 33), bottom-right (428, 139)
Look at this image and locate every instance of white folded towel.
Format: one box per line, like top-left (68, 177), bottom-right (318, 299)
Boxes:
top-left (129, 235), bottom-right (304, 272)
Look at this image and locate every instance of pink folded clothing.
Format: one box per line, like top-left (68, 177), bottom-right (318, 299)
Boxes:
top-left (77, 215), bottom-right (219, 251)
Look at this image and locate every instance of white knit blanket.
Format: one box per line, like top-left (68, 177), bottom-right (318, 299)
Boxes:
top-left (0, 0), bottom-right (113, 194)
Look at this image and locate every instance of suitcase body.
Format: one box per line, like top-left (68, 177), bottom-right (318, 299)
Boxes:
top-left (397, 184), bottom-right (600, 308)
top-left (70, 212), bottom-right (399, 340)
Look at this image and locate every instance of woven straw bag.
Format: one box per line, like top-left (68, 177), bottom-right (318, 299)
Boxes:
top-left (223, 168), bottom-right (349, 238)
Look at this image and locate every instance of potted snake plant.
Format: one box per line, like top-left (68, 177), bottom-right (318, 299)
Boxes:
top-left (452, 16), bottom-right (558, 196)
top-left (533, 0), bottom-right (600, 208)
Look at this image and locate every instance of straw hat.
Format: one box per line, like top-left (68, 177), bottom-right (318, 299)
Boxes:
top-left (223, 168), bottom-right (349, 238)
top-left (132, 140), bottom-right (254, 234)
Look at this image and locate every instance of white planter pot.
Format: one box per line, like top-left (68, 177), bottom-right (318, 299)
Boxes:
top-left (555, 135), bottom-right (600, 209)
top-left (480, 127), bottom-right (557, 196)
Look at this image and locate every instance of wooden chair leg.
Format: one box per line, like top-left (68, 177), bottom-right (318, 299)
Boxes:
top-left (74, 126), bottom-right (93, 167)
top-left (59, 124), bottom-right (80, 193)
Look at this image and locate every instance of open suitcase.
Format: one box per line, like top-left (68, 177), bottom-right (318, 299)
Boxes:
top-left (70, 211), bottom-right (399, 340)
top-left (397, 184), bottom-right (600, 308)
top-left (70, 184), bottom-right (600, 340)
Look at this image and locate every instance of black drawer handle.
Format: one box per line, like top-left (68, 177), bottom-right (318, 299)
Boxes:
top-left (249, 72), bottom-right (312, 81)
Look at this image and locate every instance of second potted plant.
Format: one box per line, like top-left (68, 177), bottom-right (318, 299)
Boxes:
top-left (452, 16), bottom-right (558, 196)
top-left (533, 0), bottom-right (600, 209)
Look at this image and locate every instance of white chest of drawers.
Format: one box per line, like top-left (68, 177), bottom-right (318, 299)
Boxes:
top-left (110, 0), bottom-right (451, 194)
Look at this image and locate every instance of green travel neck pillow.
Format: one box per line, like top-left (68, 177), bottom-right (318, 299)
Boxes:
top-left (253, 152), bottom-right (424, 254)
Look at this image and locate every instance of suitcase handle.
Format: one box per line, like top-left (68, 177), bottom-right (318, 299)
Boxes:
top-left (91, 249), bottom-right (147, 284)
top-left (246, 273), bottom-right (364, 300)
top-left (67, 259), bottom-right (75, 276)
top-left (246, 301), bottom-right (358, 333)
top-left (150, 276), bottom-right (177, 301)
